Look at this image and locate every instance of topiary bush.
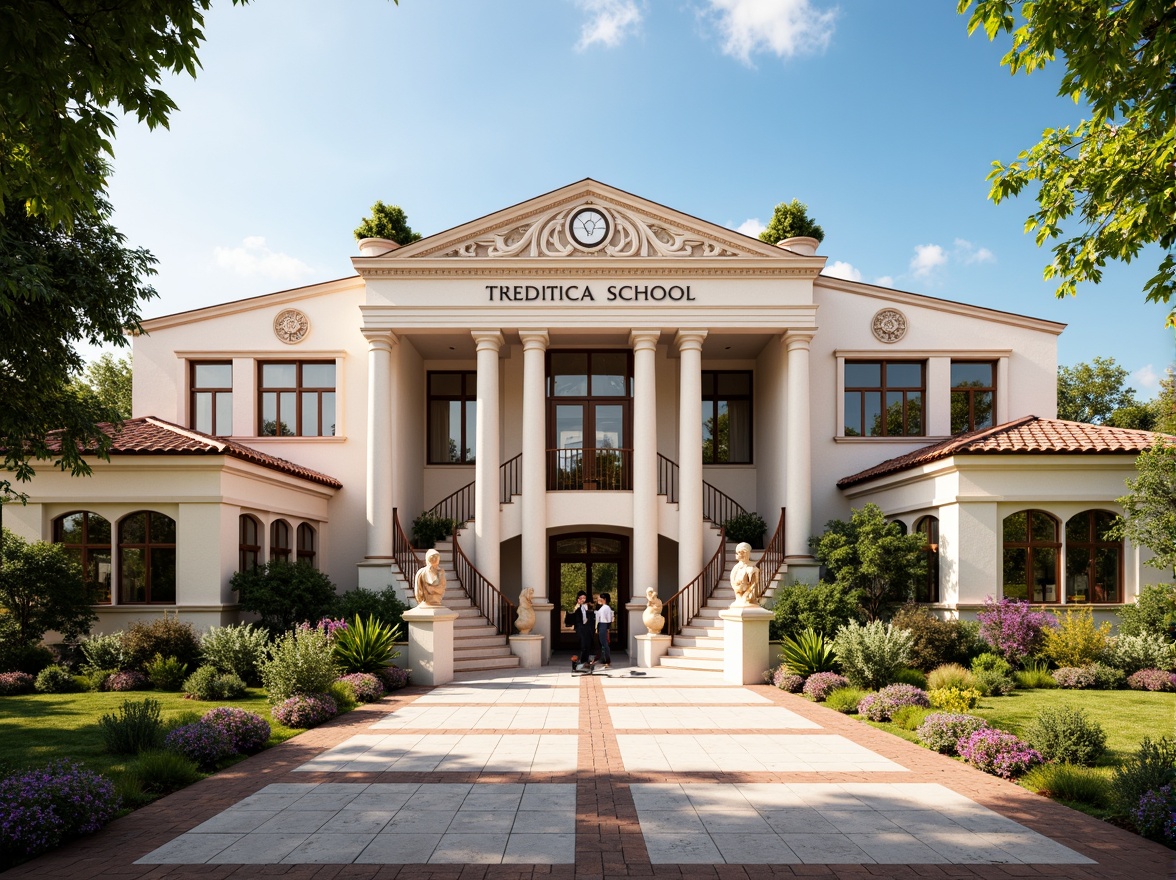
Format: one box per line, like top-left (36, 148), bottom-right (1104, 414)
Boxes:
top-left (915, 713), bottom-right (990, 755)
top-left (824, 686), bottom-right (867, 714)
top-left (199, 623), bottom-right (270, 684)
top-left (272, 693), bottom-right (337, 728)
top-left (1128, 668), bottom-right (1176, 691)
top-left (831, 620), bottom-right (913, 690)
top-left (802, 671), bottom-right (849, 702)
top-left (164, 722), bottom-right (234, 769)
top-left (231, 560), bottom-right (339, 634)
top-left (98, 698), bottom-right (164, 754)
top-left (337, 672), bottom-right (384, 703)
top-left (123, 617), bottom-right (201, 672)
top-left (144, 654), bottom-right (188, 691)
top-left (1025, 705), bottom-right (1108, 766)
top-left (34, 665), bottom-right (76, 694)
top-left (776, 627), bottom-right (837, 676)
top-left (765, 666), bottom-right (805, 692)
top-left (105, 669), bottom-right (148, 692)
top-left (1111, 737), bottom-right (1176, 816)
top-left (260, 626), bottom-right (339, 703)
top-left (201, 707), bottom-right (270, 755)
top-left (0, 672), bottom-right (35, 696)
top-left (927, 663), bottom-right (978, 691)
top-left (0, 760), bottom-right (120, 858)
top-left (1021, 763), bottom-right (1112, 808)
top-left (182, 665), bottom-right (247, 701)
top-left (957, 728), bottom-right (1044, 779)
top-left (857, 683), bottom-right (930, 722)
top-left (1110, 632), bottom-right (1176, 675)
top-left (928, 686), bottom-right (982, 713)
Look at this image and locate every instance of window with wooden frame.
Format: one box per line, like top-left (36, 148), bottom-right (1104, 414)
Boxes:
top-left (951, 361), bottom-right (996, 434)
top-left (915, 515), bottom-right (940, 603)
top-left (844, 361), bottom-right (924, 436)
top-left (239, 515), bottom-right (261, 572)
top-left (258, 361), bottom-right (336, 437)
top-left (270, 520), bottom-right (292, 562)
top-left (53, 511), bottom-right (113, 604)
top-left (191, 362), bottom-right (233, 436)
top-left (296, 523), bottom-right (317, 568)
top-left (1065, 510), bottom-right (1122, 603)
top-left (1002, 510), bottom-right (1061, 603)
top-left (427, 371), bottom-right (476, 464)
top-left (118, 511), bottom-right (177, 604)
top-left (702, 371), bottom-right (752, 464)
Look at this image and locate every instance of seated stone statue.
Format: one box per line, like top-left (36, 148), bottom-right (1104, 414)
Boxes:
top-left (414, 548), bottom-right (447, 606)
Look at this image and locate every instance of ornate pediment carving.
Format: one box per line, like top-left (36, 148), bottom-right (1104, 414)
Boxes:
top-left (431, 203), bottom-right (744, 259)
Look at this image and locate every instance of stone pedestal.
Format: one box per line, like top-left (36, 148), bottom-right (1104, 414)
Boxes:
top-left (403, 604), bottom-right (459, 686)
top-left (718, 604), bottom-right (774, 685)
top-left (509, 633), bottom-right (544, 668)
top-left (635, 633), bottom-right (672, 669)
top-left (625, 602), bottom-right (647, 659)
top-left (530, 603), bottom-right (554, 664)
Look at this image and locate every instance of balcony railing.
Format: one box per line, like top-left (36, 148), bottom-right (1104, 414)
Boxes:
top-left (426, 453), bottom-right (523, 525)
top-left (656, 454), bottom-right (747, 525)
top-left (546, 448), bottom-right (632, 491)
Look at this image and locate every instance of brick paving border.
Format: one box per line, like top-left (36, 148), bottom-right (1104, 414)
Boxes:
top-left (6, 676), bottom-right (1176, 879)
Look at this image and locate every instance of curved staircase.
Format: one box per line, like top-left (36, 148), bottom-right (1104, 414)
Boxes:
top-left (429, 539), bottom-right (522, 673)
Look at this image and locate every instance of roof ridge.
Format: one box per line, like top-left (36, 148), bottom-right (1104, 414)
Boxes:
top-left (143, 417), bottom-right (226, 452)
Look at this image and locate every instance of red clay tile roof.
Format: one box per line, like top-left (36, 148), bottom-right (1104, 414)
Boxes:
top-left (838, 416), bottom-right (1166, 488)
top-left (46, 417), bottom-right (342, 489)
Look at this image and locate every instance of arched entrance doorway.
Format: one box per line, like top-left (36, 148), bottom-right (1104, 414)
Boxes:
top-left (549, 533), bottom-right (628, 653)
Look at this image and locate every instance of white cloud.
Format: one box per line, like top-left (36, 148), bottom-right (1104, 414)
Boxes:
top-left (954, 237), bottom-right (996, 264)
top-left (873, 275), bottom-right (895, 288)
top-left (735, 217), bottom-right (766, 238)
top-left (576, 0), bottom-right (642, 50)
top-left (214, 237), bottom-right (315, 282)
top-left (704, 0), bottom-right (837, 65)
top-left (1133, 364), bottom-right (1161, 394)
top-left (909, 243), bottom-right (947, 278)
top-left (821, 260), bottom-right (861, 282)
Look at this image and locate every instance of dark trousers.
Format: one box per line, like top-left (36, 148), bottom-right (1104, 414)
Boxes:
top-left (596, 622), bottom-right (611, 663)
top-left (576, 625), bottom-right (593, 661)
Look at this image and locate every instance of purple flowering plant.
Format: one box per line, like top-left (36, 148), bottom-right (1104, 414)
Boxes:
top-left (1128, 668), bottom-right (1176, 692)
top-left (1134, 785), bottom-right (1176, 843)
top-left (272, 693), bottom-right (337, 728)
top-left (299, 617), bottom-right (349, 640)
top-left (164, 722), bottom-right (234, 769)
top-left (915, 713), bottom-right (990, 754)
top-left (376, 665), bottom-right (410, 691)
top-left (0, 761), bottom-right (119, 857)
top-left (803, 671), bottom-right (850, 702)
top-left (768, 667), bottom-right (805, 692)
top-left (0, 672), bottom-right (35, 696)
top-left (201, 707), bottom-right (271, 754)
top-left (337, 672), bottom-right (384, 703)
top-left (857, 683), bottom-right (930, 722)
top-left (957, 728), bottom-right (1044, 779)
top-left (105, 670), bottom-right (148, 692)
top-left (977, 597), bottom-right (1056, 665)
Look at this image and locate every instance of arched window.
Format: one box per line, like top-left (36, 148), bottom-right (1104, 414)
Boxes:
top-left (270, 520), bottom-right (291, 562)
top-left (1066, 510), bottom-right (1122, 603)
top-left (1002, 510), bottom-right (1060, 602)
top-left (890, 519), bottom-right (908, 536)
top-left (297, 523), bottom-right (316, 568)
top-left (53, 512), bottom-right (112, 604)
top-left (119, 511), bottom-right (177, 604)
top-left (915, 515), bottom-right (939, 603)
top-left (239, 515), bottom-right (261, 572)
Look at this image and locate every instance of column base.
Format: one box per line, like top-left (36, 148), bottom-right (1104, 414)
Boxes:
top-left (624, 602), bottom-right (655, 658)
top-left (509, 634), bottom-right (544, 669)
top-left (718, 604), bottom-right (774, 685)
top-left (357, 559), bottom-right (397, 594)
top-left (782, 557), bottom-right (820, 586)
top-left (403, 604), bottom-right (460, 686)
top-left (635, 633), bottom-right (672, 668)
top-left (530, 603), bottom-right (554, 665)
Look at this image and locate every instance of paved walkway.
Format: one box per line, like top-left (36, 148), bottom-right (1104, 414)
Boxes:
top-left (9, 656), bottom-right (1176, 878)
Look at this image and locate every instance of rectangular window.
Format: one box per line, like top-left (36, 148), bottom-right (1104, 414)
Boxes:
top-left (702, 371), bottom-right (752, 463)
top-left (191, 362), bottom-right (233, 436)
top-left (951, 361), bottom-right (996, 434)
top-left (428, 371), bottom-right (476, 463)
top-left (258, 361), bottom-right (336, 437)
top-left (844, 361), bottom-right (924, 436)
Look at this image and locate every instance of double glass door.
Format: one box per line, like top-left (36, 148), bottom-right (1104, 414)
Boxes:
top-left (550, 533), bottom-right (628, 651)
top-left (547, 351), bottom-right (632, 490)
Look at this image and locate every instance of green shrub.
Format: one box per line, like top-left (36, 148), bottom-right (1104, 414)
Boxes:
top-left (1021, 763), bottom-right (1112, 808)
top-left (1025, 705), bottom-right (1108, 766)
top-left (34, 664), bottom-right (77, 693)
top-left (927, 663), bottom-right (977, 691)
top-left (722, 511), bottom-right (768, 546)
top-left (1041, 607), bottom-right (1112, 668)
top-left (777, 627), bottom-right (837, 676)
top-left (971, 652), bottom-right (1013, 675)
top-left (824, 686), bottom-right (867, 713)
top-left (1091, 662), bottom-right (1127, 690)
top-left (889, 605), bottom-right (977, 671)
top-left (98, 698), bottom-right (164, 754)
top-left (0, 528), bottom-right (97, 648)
top-left (259, 627), bottom-right (339, 703)
top-left (145, 653), bottom-right (188, 691)
top-left (83, 667), bottom-right (116, 691)
top-left (111, 773), bottom-right (153, 810)
top-left (974, 668), bottom-right (1017, 697)
top-left (928, 686), bottom-right (982, 713)
top-left (1108, 632), bottom-right (1176, 674)
top-left (79, 632), bottom-right (129, 672)
top-left (333, 587), bottom-right (407, 634)
top-left (124, 617), bottom-right (202, 672)
top-left (1116, 584), bottom-right (1176, 640)
top-left (0, 639), bottom-right (55, 674)
top-left (1014, 660), bottom-right (1057, 689)
top-left (231, 560), bottom-right (338, 633)
top-left (199, 623), bottom-right (270, 684)
top-left (890, 705), bottom-right (932, 731)
top-left (164, 709), bottom-right (204, 732)
top-left (1110, 737), bottom-right (1176, 815)
top-left (831, 620), bottom-right (914, 690)
top-left (327, 679), bottom-right (357, 712)
top-left (126, 750), bottom-right (202, 794)
top-left (182, 665), bottom-right (247, 701)
top-left (891, 667), bottom-right (927, 689)
top-left (410, 512), bottom-right (458, 549)
top-left (770, 580), bottom-right (863, 642)
top-left (333, 616), bottom-right (401, 674)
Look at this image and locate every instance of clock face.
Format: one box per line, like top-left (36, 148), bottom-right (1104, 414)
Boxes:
top-left (569, 208), bottom-right (610, 248)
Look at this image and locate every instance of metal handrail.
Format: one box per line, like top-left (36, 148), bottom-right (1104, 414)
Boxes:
top-left (392, 507), bottom-right (423, 586)
top-left (753, 507), bottom-right (786, 604)
top-left (500, 453), bottom-right (522, 503)
top-left (656, 454), bottom-right (748, 524)
top-left (546, 448), bottom-right (632, 490)
top-left (427, 455), bottom-right (523, 523)
top-left (452, 528), bottom-right (516, 637)
top-left (664, 527), bottom-right (727, 637)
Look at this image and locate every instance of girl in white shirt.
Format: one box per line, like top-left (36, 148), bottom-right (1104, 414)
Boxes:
top-left (595, 593), bottom-right (614, 667)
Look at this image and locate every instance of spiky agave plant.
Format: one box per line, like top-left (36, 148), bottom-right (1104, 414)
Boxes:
top-left (778, 627), bottom-right (837, 676)
top-left (332, 615), bottom-right (401, 673)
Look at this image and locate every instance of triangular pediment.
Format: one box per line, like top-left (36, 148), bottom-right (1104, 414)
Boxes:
top-left (376, 180), bottom-right (794, 262)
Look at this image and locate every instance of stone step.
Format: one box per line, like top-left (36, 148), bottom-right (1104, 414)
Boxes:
top-left (667, 645), bottom-right (724, 659)
top-left (453, 622), bottom-right (497, 637)
top-left (453, 634), bottom-right (509, 649)
top-left (680, 625), bottom-right (724, 638)
top-left (454, 655), bottom-right (521, 672)
top-left (658, 656), bottom-right (724, 672)
top-left (671, 635), bottom-right (724, 648)
top-left (454, 645), bottom-right (513, 659)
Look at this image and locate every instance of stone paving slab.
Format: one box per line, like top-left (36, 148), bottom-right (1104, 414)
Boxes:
top-left (609, 705), bottom-right (820, 729)
top-left (604, 686), bottom-right (772, 703)
top-left (370, 704), bottom-right (579, 729)
top-left (294, 733), bottom-right (578, 773)
top-left (617, 733), bottom-right (908, 772)
top-left (412, 685), bottom-right (580, 704)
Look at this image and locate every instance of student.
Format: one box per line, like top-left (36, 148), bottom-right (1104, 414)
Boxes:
top-left (570, 590), bottom-right (595, 665)
top-left (595, 592), bottom-right (613, 668)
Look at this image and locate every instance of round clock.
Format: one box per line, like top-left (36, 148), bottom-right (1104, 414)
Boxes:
top-left (569, 208), bottom-right (610, 249)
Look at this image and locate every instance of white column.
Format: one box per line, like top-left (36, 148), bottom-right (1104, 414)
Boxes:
top-left (676, 330), bottom-right (707, 585)
top-left (630, 330), bottom-right (660, 647)
top-left (473, 330), bottom-right (504, 589)
top-left (519, 330), bottom-right (553, 661)
top-left (785, 330), bottom-right (815, 564)
top-left (363, 330), bottom-right (396, 559)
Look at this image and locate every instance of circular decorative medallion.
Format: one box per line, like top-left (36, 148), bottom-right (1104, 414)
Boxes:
top-left (871, 308), bottom-right (908, 344)
top-left (568, 207), bottom-right (610, 250)
top-left (274, 308), bottom-right (310, 344)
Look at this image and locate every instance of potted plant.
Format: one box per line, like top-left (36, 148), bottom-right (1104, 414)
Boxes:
top-left (723, 511), bottom-right (768, 548)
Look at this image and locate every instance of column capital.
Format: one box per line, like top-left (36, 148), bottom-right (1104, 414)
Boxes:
top-left (472, 330), bottom-right (505, 353)
top-left (518, 329), bottom-right (550, 351)
top-left (629, 329), bottom-right (662, 351)
top-left (361, 329), bottom-right (398, 351)
top-left (675, 329), bottom-right (708, 353)
top-left (784, 329), bottom-right (816, 351)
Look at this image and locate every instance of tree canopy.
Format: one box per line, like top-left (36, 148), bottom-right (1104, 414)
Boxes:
top-left (0, 528), bottom-right (96, 646)
top-left (73, 354), bottom-right (134, 421)
top-left (959, 0), bottom-right (1176, 320)
top-left (354, 201), bottom-right (422, 245)
top-left (1056, 356), bottom-right (1176, 432)
top-left (758, 199), bottom-right (825, 245)
top-left (1116, 440), bottom-right (1176, 574)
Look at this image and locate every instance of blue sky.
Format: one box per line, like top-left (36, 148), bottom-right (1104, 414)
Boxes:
top-left (103, 0), bottom-right (1173, 396)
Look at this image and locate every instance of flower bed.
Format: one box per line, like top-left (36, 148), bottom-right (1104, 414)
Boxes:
top-left (0, 761), bottom-right (119, 857)
top-left (803, 672), bottom-right (849, 702)
top-left (957, 728), bottom-right (1044, 779)
top-left (201, 707), bottom-right (271, 754)
top-left (337, 672), bottom-right (384, 703)
top-left (857, 683), bottom-right (930, 722)
top-left (915, 713), bottom-right (990, 755)
top-left (272, 693), bottom-right (337, 728)
top-left (1128, 669), bottom-right (1176, 692)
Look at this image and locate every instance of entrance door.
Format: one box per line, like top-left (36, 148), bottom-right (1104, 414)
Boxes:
top-left (550, 533), bottom-right (628, 652)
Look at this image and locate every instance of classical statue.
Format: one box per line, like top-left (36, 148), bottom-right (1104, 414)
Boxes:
top-left (730, 542), bottom-right (761, 607)
top-left (516, 587), bottom-right (536, 634)
top-left (642, 587), bottom-right (665, 634)
top-left (414, 548), bottom-right (447, 606)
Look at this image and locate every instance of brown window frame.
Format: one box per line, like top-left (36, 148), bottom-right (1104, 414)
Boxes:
top-left (950, 360), bottom-right (997, 435)
top-left (1065, 510), bottom-right (1123, 603)
top-left (190, 361), bottom-right (233, 436)
top-left (844, 360), bottom-right (925, 437)
top-left (1002, 509), bottom-right (1061, 603)
top-left (270, 519), bottom-right (292, 562)
top-left (118, 510), bottom-right (177, 605)
top-left (427, 370), bottom-right (477, 464)
top-left (915, 515), bottom-right (940, 604)
top-left (52, 511), bottom-right (113, 605)
top-left (296, 523), bottom-right (317, 568)
top-left (701, 370), bottom-right (753, 464)
top-left (239, 515), bottom-right (261, 572)
top-left (257, 361), bottom-right (337, 437)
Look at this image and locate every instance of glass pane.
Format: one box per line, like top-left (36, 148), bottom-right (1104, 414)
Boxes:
top-left (121, 548), bottom-right (146, 602)
top-left (590, 352), bottom-right (627, 396)
top-left (845, 362), bottom-right (880, 387)
top-left (241, 516), bottom-right (258, 544)
top-left (57, 513), bottom-right (85, 544)
top-left (556, 537), bottom-right (588, 554)
top-left (551, 353), bottom-right (588, 396)
top-left (1094, 547), bottom-right (1119, 602)
top-left (194, 363), bottom-right (231, 388)
top-left (951, 362), bottom-right (993, 387)
top-left (1031, 547), bottom-right (1058, 602)
top-left (298, 524), bottom-right (315, 551)
top-left (150, 513), bottom-right (176, 544)
top-left (864, 391), bottom-right (882, 436)
top-left (431, 373), bottom-right (462, 396)
top-left (150, 548), bottom-right (177, 603)
top-left (727, 399), bottom-right (751, 463)
top-left (906, 393), bottom-right (922, 435)
top-left (121, 512), bottom-right (147, 544)
top-left (1003, 511), bottom-right (1027, 543)
top-left (560, 562), bottom-right (587, 628)
top-left (1066, 547), bottom-right (1090, 602)
top-left (1094, 510), bottom-right (1118, 541)
top-left (556, 405), bottom-right (584, 449)
top-left (302, 363), bottom-right (335, 388)
top-left (974, 391), bottom-right (993, 430)
top-left (1030, 511), bottom-right (1056, 542)
top-left (844, 392), bottom-right (862, 436)
top-left (1002, 547), bottom-right (1028, 599)
top-left (194, 392), bottom-right (213, 434)
top-left (591, 561), bottom-right (619, 599)
top-left (88, 514), bottom-right (111, 544)
top-left (215, 393), bottom-right (233, 436)
top-left (950, 390), bottom-right (970, 435)
top-left (91, 551), bottom-right (112, 604)
top-left (717, 372), bottom-right (751, 396)
top-left (272, 521), bottom-right (290, 549)
top-left (590, 537), bottom-right (622, 555)
top-left (262, 363), bottom-right (297, 388)
top-left (301, 392), bottom-right (319, 436)
top-left (595, 405), bottom-right (623, 449)
top-left (885, 391), bottom-right (905, 435)
top-left (1066, 513), bottom-right (1089, 544)
top-left (261, 392), bottom-right (277, 435)
top-left (702, 400), bottom-right (715, 460)
top-left (463, 400), bottom-right (476, 462)
top-left (886, 362), bottom-right (922, 388)
top-left (279, 392), bottom-right (296, 435)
